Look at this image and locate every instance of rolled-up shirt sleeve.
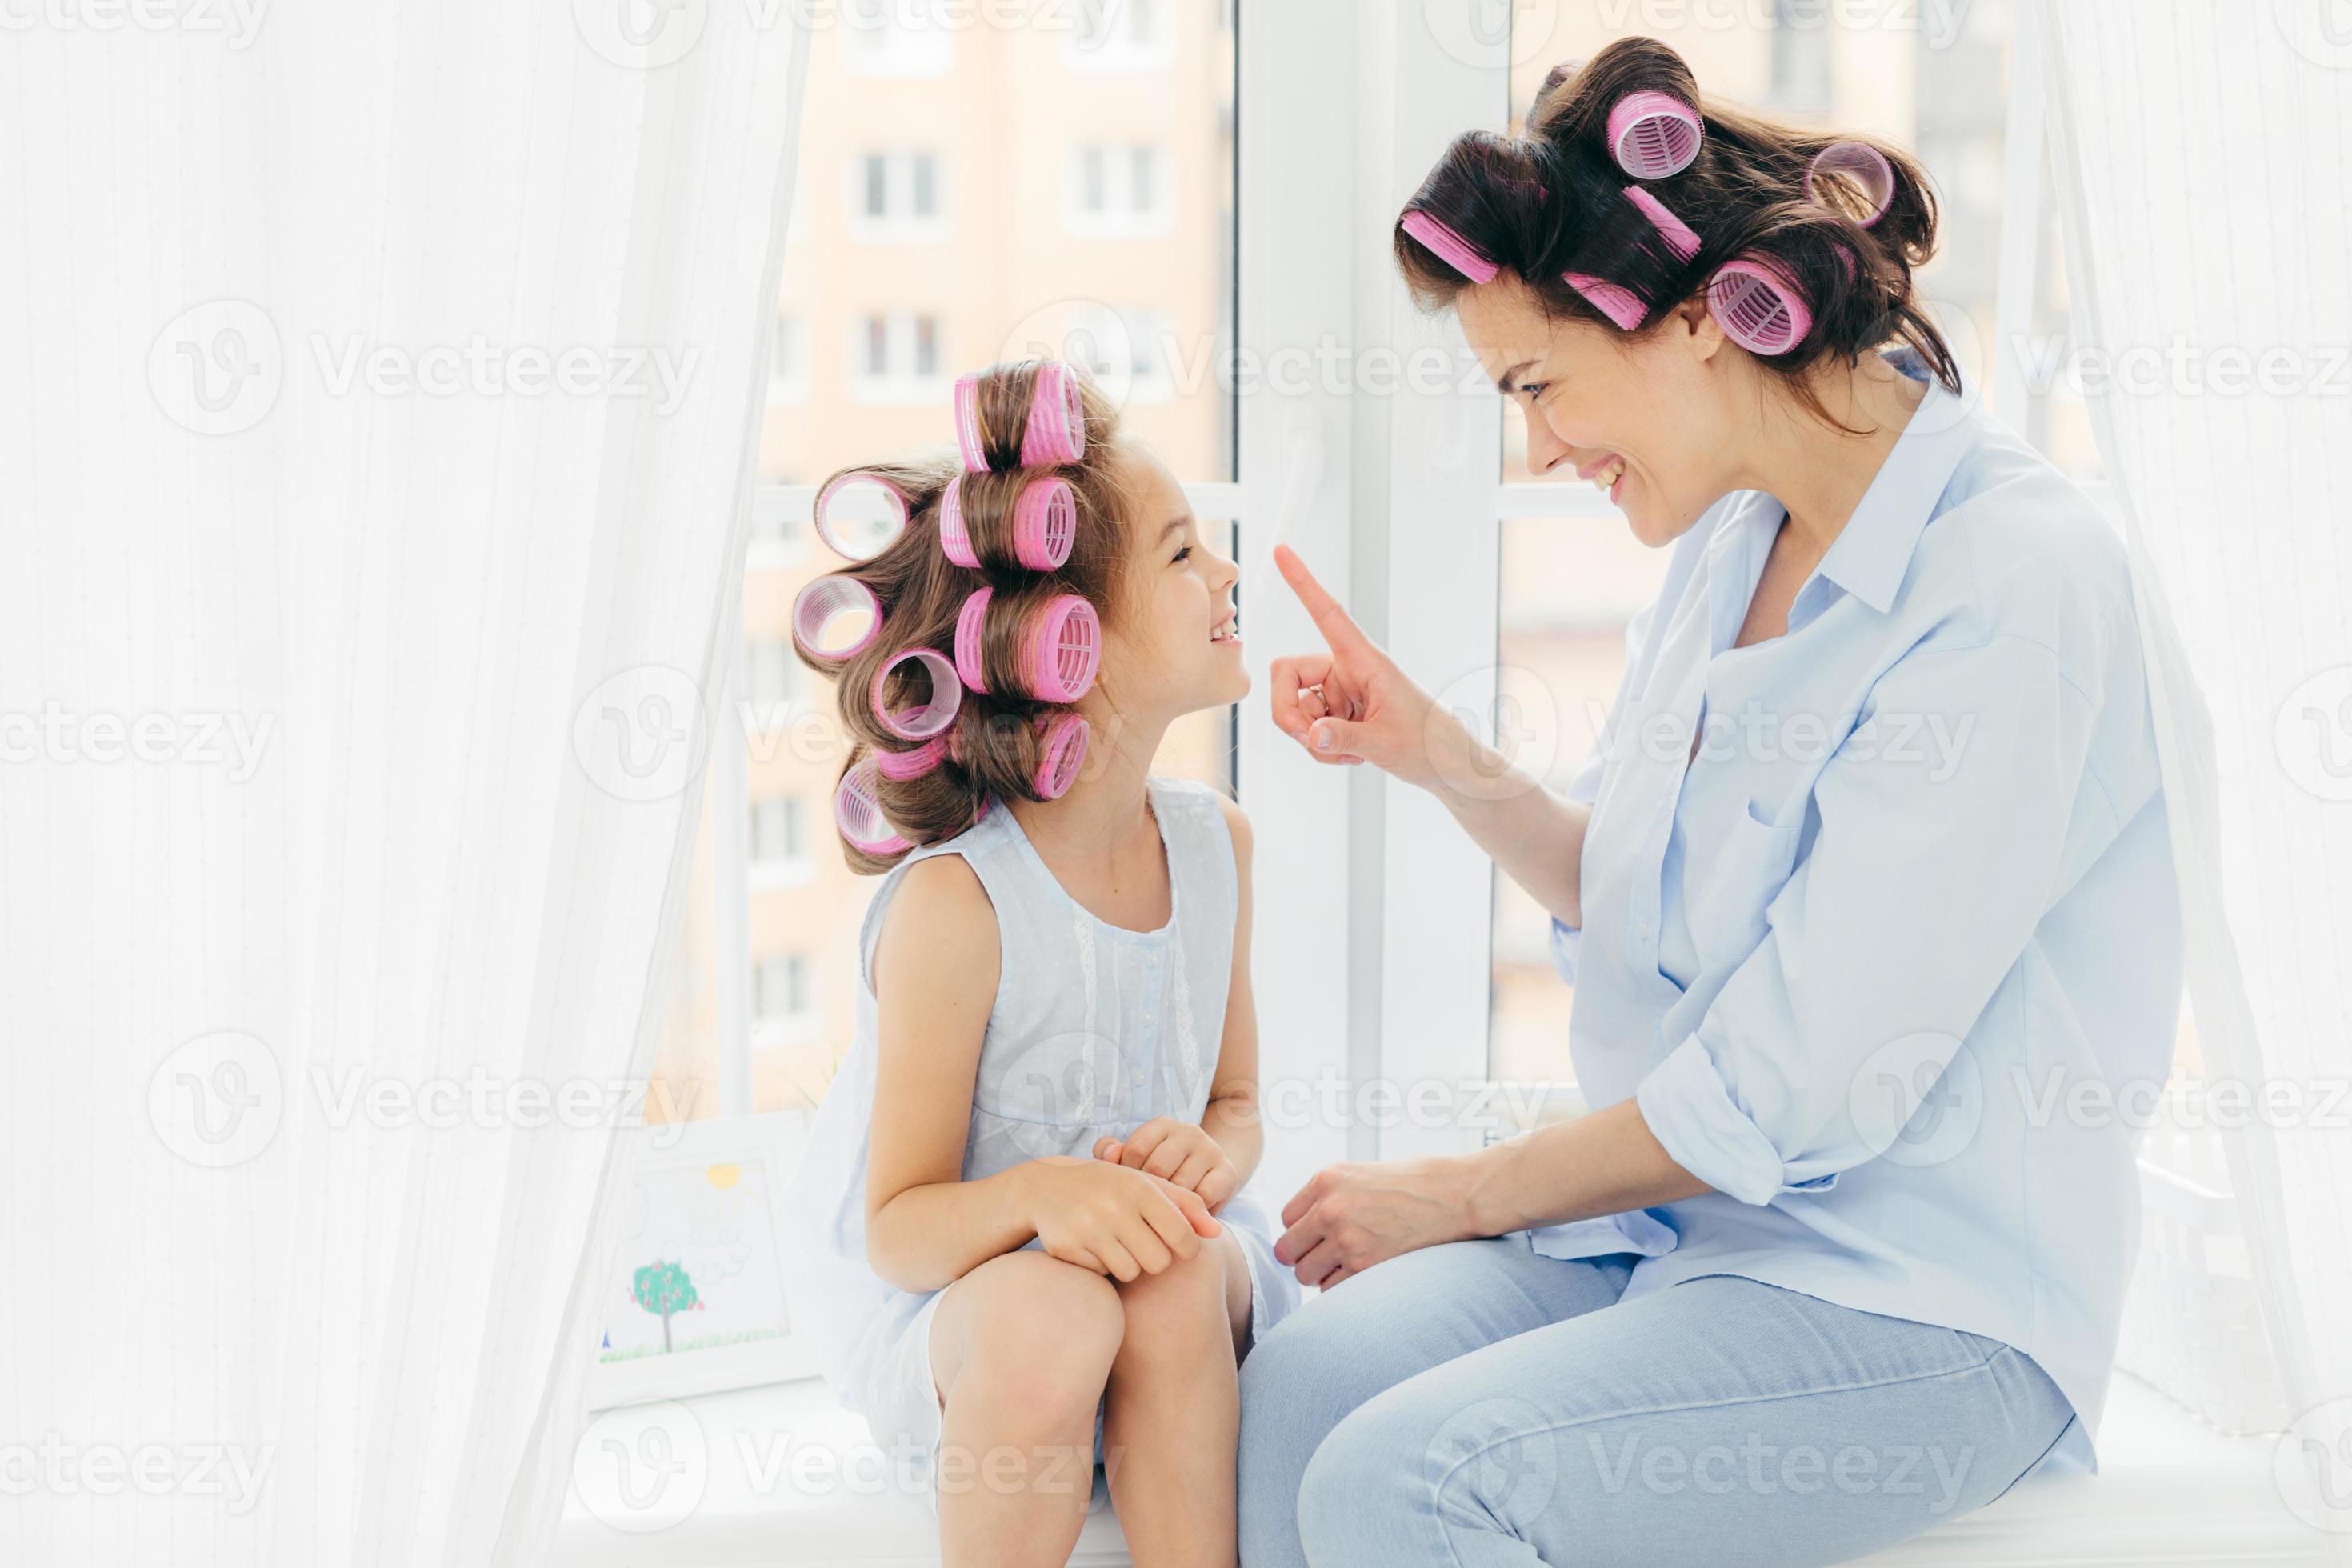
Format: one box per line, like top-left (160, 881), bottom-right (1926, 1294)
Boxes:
top-left (1635, 631), bottom-right (2132, 1206)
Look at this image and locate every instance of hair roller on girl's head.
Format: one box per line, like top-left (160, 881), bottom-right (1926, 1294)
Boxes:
top-left (812, 472), bottom-right (910, 562)
top-left (1034, 713), bottom-right (1090, 801)
top-left (870, 646), bottom-right (961, 741)
top-left (1606, 90), bottom-right (1703, 179)
top-left (955, 359), bottom-right (1088, 473)
top-left (876, 736), bottom-right (948, 782)
top-left (1562, 186), bottom-right (1698, 331)
top-left (793, 575), bottom-right (881, 661)
top-left (952, 586), bottom-right (1102, 703)
top-left (836, 758), bottom-right (914, 857)
top-left (939, 472), bottom-right (1077, 572)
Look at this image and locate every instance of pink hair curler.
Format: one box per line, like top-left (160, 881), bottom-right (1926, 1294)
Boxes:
top-left (1607, 90), bottom-right (1703, 179)
top-left (954, 587), bottom-right (994, 693)
top-left (1708, 255), bottom-right (1813, 356)
top-left (954, 373), bottom-right (986, 471)
top-left (1563, 187), bottom-right (1700, 331)
top-left (1022, 594), bottom-right (1101, 704)
top-left (1033, 713), bottom-right (1090, 800)
top-left (1400, 209), bottom-right (1499, 285)
top-left (955, 362), bottom-right (1087, 472)
top-left (792, 575), bottom-right (881, 661)
top-left (938, 474), bottom-right (979, 569)
top-left (813, 472), bottom-right (910, 561)
top-left (1021, 360), bottom-right (1086, 467)
top-left (1623, 186), bottom-right (1700, 261)
top-left (941, 473), bottom-right (1076, 571)
top-left (1807, 142), bottom-right (1895, 228)
top-left (870, 646), bottom-right (962, 741)
top-left (1010, 476), bottom-right (1078, 570)
top-left (876, 736), bottom-right (949, 781)
top-left (1562, 274), bottom-right (1649, 332)
top-left (836, 758), bottom-right (914, 856)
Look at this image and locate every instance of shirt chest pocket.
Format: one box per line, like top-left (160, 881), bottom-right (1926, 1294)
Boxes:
top-left (1682, 796), bottom-right (1802, 966)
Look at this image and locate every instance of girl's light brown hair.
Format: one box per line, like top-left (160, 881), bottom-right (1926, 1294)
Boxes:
top-left (1395, 36), bottom-right (1958, 420)
top-left (796, 360), bottom-right (1138, 873)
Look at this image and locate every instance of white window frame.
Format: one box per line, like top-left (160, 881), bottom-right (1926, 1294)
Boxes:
top-left (750, 951), bottom-right (818, 1047)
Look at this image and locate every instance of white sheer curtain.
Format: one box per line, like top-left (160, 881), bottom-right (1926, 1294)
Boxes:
top-left (2041, 2), bottom-right (2351, 1552)
top-left (1, 7), bottom-right (806, 1566)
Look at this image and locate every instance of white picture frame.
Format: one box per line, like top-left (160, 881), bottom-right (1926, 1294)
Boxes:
top-left (586, 1110), bottom-right (819, 1411)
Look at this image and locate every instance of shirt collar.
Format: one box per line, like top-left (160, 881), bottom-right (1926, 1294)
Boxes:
top-left (1804, 365), bottom-right (1979, 615)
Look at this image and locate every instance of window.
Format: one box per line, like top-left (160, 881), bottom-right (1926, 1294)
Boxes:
top-left (749, 794), bottom-right (812, 887)
top-left (654, 2), bottom-right (1246, 1130)
top-left (1066, 144), bottom-right (1173, 238)
top-left (849, 312), bottom-right (948, 402)
top-left (743, 637), bottom-right (798, 730)
top-left (847, 150), bottom-right (946, 242)
top-left (752, 954), bottom-right (814, 1035)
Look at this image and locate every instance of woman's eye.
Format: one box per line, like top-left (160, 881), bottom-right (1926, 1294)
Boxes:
top-left (1519, 382), bottom-right (1549, 402)
top-left (1173, 546), bottom-right (1193, 564)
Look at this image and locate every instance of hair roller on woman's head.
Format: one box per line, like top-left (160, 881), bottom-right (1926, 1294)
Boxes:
top-left (798, 356), bottom-right (1134, 872)
top-left (1390, 34), bottom-right (1960, 421)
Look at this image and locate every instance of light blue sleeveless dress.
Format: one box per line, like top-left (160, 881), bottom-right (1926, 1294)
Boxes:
top-left (784, 774), bottom-right (1301, 1484)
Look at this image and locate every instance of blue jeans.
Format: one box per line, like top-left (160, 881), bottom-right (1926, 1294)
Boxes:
top-left (1237, 1236), bottom-right (2076, 1567)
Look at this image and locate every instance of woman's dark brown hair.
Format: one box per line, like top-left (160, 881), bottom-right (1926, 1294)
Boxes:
top-left (1394, 36), bottom-right (1958, 414)
top-left (796, 360), bottom-right (1138, 873)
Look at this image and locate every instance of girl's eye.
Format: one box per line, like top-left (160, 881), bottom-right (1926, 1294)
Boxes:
top-left (1172, 546), bottom-right (1193, 564)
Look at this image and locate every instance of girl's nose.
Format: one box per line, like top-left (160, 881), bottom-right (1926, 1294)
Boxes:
top-left (1522, 414), bottom-right (1576, 477)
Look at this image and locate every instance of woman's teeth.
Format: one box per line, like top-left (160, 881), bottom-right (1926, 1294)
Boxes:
top-left (1210, 615), bottom-right (1238, 642)
top-left (1595, 458), bottom-right (1626, 490)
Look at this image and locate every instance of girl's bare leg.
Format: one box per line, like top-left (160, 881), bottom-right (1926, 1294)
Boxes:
top-left (1102, 1228), bottom-right (1254, 1568)
top-left (928, 1250), bottom-right (1125, 1568)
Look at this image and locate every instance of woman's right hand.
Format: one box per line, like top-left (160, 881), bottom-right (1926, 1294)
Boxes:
top-left (1021, 1154), bottom-right (1222, 1282)
top-left (1268, 544), bottom-right (1479, 793)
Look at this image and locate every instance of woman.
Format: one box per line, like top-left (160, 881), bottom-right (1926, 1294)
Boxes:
top-left (1238, 38), bottom-right (2181, 1568)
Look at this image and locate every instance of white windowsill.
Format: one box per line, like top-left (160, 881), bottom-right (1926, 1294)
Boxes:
top-left (554, 1372), bottom-right (2324, 1566)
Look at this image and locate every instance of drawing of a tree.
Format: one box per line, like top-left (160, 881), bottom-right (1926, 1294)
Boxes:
top-left (633, 1259), bottom-right (700, 1353)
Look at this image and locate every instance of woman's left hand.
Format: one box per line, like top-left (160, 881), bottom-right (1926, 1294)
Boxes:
top-left (1274, 1158), bottom-right (1481, 1289)
top-left (1094, 1117), bottom-right (1241, 1213)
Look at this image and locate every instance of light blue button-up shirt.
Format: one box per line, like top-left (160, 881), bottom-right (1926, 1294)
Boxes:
top-left (1535, 358), bottom-right (2181, 1470)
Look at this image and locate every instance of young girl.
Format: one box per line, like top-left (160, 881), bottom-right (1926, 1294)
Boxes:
top-left (785, 358), bottom-right (1299, 1566)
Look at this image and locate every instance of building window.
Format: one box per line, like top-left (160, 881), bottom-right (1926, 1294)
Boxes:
top-left (1062, 0), bottom-right (1170, 71)
top-left (753, 954), bottom-right (814, 1028)
top-left (1066, 143), bottom-right (1172, 238)
top-left (744, 637), bottom-right (797, 725)
top-left (842, 0), bottom-right (953, 77)
top-left (848, 150), bottom-right (947, 242)
top-left (768, 314), bottom-right (808, 404)
top-left (850, 312), bottom-right (950, 402)
top-left (749, 794), bottom-right (811, 885)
